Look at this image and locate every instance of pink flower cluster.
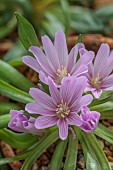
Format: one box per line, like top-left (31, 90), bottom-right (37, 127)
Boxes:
top-left (9, 31), bottom-right (113, 140)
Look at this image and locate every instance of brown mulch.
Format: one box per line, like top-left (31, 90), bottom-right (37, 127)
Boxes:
top-left (68, 34), bottom-right (113, 53)
top-left (0, 141), bottom-right (22, 170)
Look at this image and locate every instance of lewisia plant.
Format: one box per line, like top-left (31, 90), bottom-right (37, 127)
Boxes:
top-left (1, 14), bottom-right (113, 170)
top-left (23, 32), bottom-right (94, 86)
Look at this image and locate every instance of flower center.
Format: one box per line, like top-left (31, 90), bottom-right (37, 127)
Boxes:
top-left (56, 100), bottom-right (70, 118)
top-left (56, 66), bottom-right (68, 84)
top-left (91, 74), bottom-right (101, 89)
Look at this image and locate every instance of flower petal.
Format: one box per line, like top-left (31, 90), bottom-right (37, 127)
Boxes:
top-left (79, 49), bottom-right (94, 66)
top-left (92, 89), bottom-right (102, 99)
top-left (101, 51), bottom-right (113, 78)
top-left (60, 76), bottom-right (87, 106)
top-left (25, 102), bottom-right (56, 116)
top-left (67, 113), bottom-right (82, 126)
top-left (35, 116), bottom-right (58, 129)
top-left (67, 46), bottom-right (77, 72)
top-left (39, 71), bottom-right (48, 85)
top-left (22, 56), bottom-right (41, 73)
top-left (84, 85), bottom-right (95, 92)
top-left (80, 107), bottom-right (100, 133)
top-left (70, 49), bottom-right (94, 75)
top-left (80, 94), bottom-right (93, 107)
top-left (87, 62), bottom-right (94, 78)
top-left (72, 64), bottom-right (88, 76)
top-left (29, 46), bottom-right (56, 77)
top-left (102, 74), bottom-right (113, 89)
top-left (94, 43), bottom-right (110, 76)
top-left (60, 76), bottom-right (77, 104)
top-left (54, 31), bottom-right (68, 66)
top-left (48, 78), bottom-right (60, 105)
top-left (29, 88), bottom-right (56, 110)
top-left (57, 118), bottom-right (68, 140)
top-left (67, 43), bottom-right (84, 72)
top-left (42, 35), bottom-right (60, 71)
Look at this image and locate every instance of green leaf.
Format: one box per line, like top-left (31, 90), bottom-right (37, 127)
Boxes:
top-left (0, 0), bottom-right (32, 20)
top-left (39, 81), bottom-right (50, 95)
top-left (0, 79), bottom-right (34, 104)
top-left (0, 15), bottom-right (16, 38)
top-left (95, 123), bottom-right (113, 145)
top-left (83, 132), bottom-right (111, 170)
top-left (0, 128), bottom-right (38, 149)
top-left (0, 132), bottom-right (54, 166)
top-left (89, 91), bottom-right (113, 107)
top-left (0, 114), bottom-right (11, 128)
top-left (95, 5), bottom-right (113, 21)
top-left (21, 130), bottom-right (59, 170)
top-left (90, 101), bottom-right (113, 119)
top-left (74, 127), bottom-right (101, 170)
top-left (0, 149), bottom-right (10, 170)
top-left (76, 34), bottom-right (83, 44)
top-left (0, 102), bottom-right (22, 114)
top-left (7, 57), bottom-right (23, 67)
top-left (60, 0), bottom-right (70, 38)
top-left (50, 139), bottom-right (68, 170)
top-left (64, 133), bottom-right (78, 170)
top-left (0, 139), bottom-right (42, 165)
top-left (0, 59), bottom-right (35, 92)
top-left (40, 12), bottom-right (64, 39)
top-left (70, 6), bottom-right (103, 34)
top-left (3, 40), bottom-right (26, 62)
top-left (0, 151), bottom-right (30, 165)
top-left (15, 12), bottom-right (40, 50)
top-left (90, 101), bottom-right (113, 112)
top-left (100, 111), bottom-right (113, 119)
top-left (75, 34), bottom-right (83, 61)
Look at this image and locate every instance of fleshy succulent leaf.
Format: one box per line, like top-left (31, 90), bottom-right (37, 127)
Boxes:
top-left (95, 123), bottom-right (113, 145)
top-left (0, 79), bottom-right (34, 103)
top-left (15, 12), bottom-right (40, 50)
top-left (64, 133), bottom-right (78, 170)
top-left (50, 139), bottom-right (68, 170)
top-left (21, 130), bottom-right (59, 170)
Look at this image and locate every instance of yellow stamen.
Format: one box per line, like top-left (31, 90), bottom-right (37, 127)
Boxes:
top-left (56, 65), bottom-right (68, 84)
top-left (56, 100), bottom-right (70, 118)
top-left (91, 74), bottom-right (101, 89)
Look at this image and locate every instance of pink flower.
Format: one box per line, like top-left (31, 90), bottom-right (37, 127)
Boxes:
top-left (8, 110), bottom-right (39, 135)
top-left (25, 76), bottom-right (93, 140)
top-left (23, 31), bottom-right (94, 87)
top-left (80, 106), bottom-right (100, 133)
top-left (85, 43), bottom-right (113, 98)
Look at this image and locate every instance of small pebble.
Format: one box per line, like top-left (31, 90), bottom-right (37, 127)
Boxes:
top-left (102, 120), bottom-right (110, 127)
top-left (78, 160), bottom-right (86, 169)
top-left (108, 126), bottom-right (113, 131)
top-left (105, 141), bottom-right (110, 147)
top-left (107, 119), bottom-right (113, 124)
top-left (78, 144), bottom-right (82, 150)
top-left (110, 145), bottom-right (113, 151)
top-left (78, 154), bottom-right (84, 160)
top-left (107, 156), bottom-right (113, 162)
top-left (42, 166), bottom-right (49, 170)
top-left (104, 149), bottom-right (112, 156)
top-left (32, 162), bottom-right (38, 170)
